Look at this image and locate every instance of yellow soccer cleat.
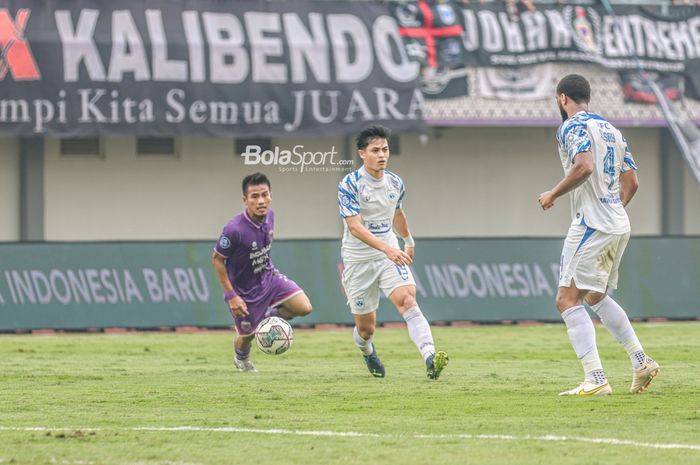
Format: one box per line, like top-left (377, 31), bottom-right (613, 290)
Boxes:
top-left (559, 381), bottom-right (612, 397)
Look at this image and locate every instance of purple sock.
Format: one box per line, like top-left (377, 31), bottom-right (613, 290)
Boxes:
top-left (235, 346), bottom-right (250, 361)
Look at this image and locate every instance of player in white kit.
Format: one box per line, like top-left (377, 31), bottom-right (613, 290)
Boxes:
top-left (338, 125), bottom-right (448, 379)
top-left (539, 74), bottom-right (660, 396)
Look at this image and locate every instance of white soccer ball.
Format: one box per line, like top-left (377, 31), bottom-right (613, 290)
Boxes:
top-left (254, 316), bottom-right (293, 355)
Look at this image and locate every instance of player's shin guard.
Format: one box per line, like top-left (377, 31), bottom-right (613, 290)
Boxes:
top-left (590, 296), bottom-right (647, 369)
top-left (562, 305), bottom-right (606, 384)
top-left (402, 306), bottom-right (435, 362)
top-left (353, 326), bottom-right (374, 356)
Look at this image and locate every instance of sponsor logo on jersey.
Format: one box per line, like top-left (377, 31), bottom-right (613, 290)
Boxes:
top-left (366, 220), bottom-right (391, 234)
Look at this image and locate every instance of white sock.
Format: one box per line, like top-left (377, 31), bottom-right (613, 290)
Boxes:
top-left (402, 306), bottom-right (435, 362)
top-left (561, 305), bottom-right (606, 384)
top-left (590, 296), bottom-right (647, 369)
top-left (353, 326), bottom-right (374, 356)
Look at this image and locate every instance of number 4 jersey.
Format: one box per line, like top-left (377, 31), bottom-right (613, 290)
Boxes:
top-left (556, 111), bottom-right (638, 234)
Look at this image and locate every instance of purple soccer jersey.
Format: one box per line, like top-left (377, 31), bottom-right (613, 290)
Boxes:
top-left (214, 208), bottom-right (302, 335)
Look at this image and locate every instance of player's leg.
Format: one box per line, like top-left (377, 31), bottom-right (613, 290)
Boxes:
top-left (343, 262), bottom-right (385, 377)
top-left (585, 233), bottom-right (659, 393)
top-left (263, 273), bottom-right (310, 320)
top-left (275, 292), bottom-right (312, 320)
top-left (557, 225), bottom-right (611, 395)
top-left (233, 332), bottom-right (257, 373)
top-left (354, 311), bottom-right (385, 377)
top-left (232, 302), bottom-right (267, 372)
top-left (557, 281), bottom-right (610, 395)
top-left (383, 263), bottom-right (448, 379)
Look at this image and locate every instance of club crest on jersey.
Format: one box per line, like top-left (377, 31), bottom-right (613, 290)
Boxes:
top-left (388, 190), bottom-right (398, 201)
top-left (219, 236), bottom-right (231, 249)
top-left (437, 4), bottom-right (456, 25)
top-left (251, 241), bottom-right (258, 250)
top-left (362, 194), bottom-right (371, 202)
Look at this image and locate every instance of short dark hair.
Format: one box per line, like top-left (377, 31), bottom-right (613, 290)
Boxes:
top-left (242, 172), bottom-right (271, 196)
top-left (556, 74), bottom-right (591, 104)
top-left (356, 125), bottom-right (391, 150)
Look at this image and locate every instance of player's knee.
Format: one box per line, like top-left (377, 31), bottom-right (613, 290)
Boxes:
top-left (298, 301), bottom-right (312, 316)
top-left (585, 292), bottom-right (605, 307)
top-left (555, 293), bottom-right (575, 313)
top-left (357, 324), bottom-right (375, 340)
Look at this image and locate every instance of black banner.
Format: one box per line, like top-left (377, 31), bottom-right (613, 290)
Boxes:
top-left (0, 0), bottom-right (425, 137)
top-left (392, 2), bottom-right (700, 85)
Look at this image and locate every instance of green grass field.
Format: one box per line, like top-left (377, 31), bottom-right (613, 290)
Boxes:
top-left (1, 322), bottom-right (699, 465)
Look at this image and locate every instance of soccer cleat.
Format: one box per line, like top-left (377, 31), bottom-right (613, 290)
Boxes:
top-left (234, 358), bottom-right (258, 373)
top-left (363, 350), bottom-right (386, 378)
top-left (558, 380), bottom-right (612, 396)
top-left (630, 358), bottom-right (660, 393)
top-left (426, 351), bottom-right (449, 380)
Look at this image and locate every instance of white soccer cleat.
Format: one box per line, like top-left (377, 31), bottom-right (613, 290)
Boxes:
top-left (558, 381), bottom-right (612, 397)
top-left (234, 358), bottom-right (258, 373)
top-left (630, 358), bottom-right (660, 394)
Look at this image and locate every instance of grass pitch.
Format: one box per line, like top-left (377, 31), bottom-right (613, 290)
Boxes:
top-left (1, 323), bottom-right (699, 465)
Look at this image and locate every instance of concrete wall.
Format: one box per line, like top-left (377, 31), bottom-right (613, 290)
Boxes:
top-left (43, 136), bottom-right (346, 241)
top-left (0, 137), bottom-right (19, 241)
top-left (22, 126), bottom-right (695, 241)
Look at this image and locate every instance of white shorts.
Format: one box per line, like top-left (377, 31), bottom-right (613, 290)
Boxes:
top-left (342, 258), bottom-right (415, 315)
top-left (559, 224), bottom-right (630, 293)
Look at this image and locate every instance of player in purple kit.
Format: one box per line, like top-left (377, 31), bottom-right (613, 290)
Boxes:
top-left (212, 172), bottom-right (313, 372)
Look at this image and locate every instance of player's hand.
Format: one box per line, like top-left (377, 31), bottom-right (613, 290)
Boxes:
top-left (538, 191), bottom-right (556, 210)
top-left (404, 246), bottom-right (415, 260)
top-left (384, 246), bottom-right (413, 266)
top-left (228, 296), bottom-right (248, 318)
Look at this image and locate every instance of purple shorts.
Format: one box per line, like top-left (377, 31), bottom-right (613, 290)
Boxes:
top-left (234, 272), bottom-right (303, 336)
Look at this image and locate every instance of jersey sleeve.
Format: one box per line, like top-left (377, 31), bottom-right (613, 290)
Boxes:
top-left (562, 122), bottom-right (591, 162)
top-left (396, 187), bottom-right (405, 209)
top-left (214, 226), bottom-right (238, 258)
top-left (620, 137), bottom-right (638, 173)
top-left (338, 174), bottom-right (360, 218)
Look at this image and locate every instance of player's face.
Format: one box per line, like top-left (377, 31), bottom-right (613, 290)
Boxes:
top-left (243, 183), bottom-right (272, 218)
top-left (556, 94), bottom-right (568, 122)
top-left (359, 138), bottom-right (390, 173)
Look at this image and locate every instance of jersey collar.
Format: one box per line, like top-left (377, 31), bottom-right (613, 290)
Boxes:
top-left (243, 209), bottom-right (264, 229)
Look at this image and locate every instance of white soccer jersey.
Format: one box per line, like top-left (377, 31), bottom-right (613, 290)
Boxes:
top-left (556, 111), bottom-right (637, 235)
top-left (338, 166), bottom-right (405, 263)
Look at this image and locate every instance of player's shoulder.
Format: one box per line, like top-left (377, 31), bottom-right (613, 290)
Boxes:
top-left (557, 113), bottom-right (591, 146)
top-left (221, 213), bottom-right (244, 238)
top-left (339, 168), bottom-right (362, 192)
top-left (384, 169), bottom-right (404, 191)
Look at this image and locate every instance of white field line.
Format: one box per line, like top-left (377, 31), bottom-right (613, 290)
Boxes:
top-left (1, 426), bottom-right (699, 452)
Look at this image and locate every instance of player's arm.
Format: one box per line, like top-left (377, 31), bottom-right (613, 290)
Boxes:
top-left (539, 151), bottom-right (594, 210)
top-left (393, 208), bottom-right (415, 260)
top-left (344, 215), bottom-right (412, 266)
top-left (619, 169), bottom-right (639, 207)
top-left (211, 252), bottom-right (248, 317)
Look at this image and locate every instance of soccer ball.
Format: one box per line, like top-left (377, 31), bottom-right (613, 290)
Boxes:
top-left (254, 316), bottom-right (293, 355)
